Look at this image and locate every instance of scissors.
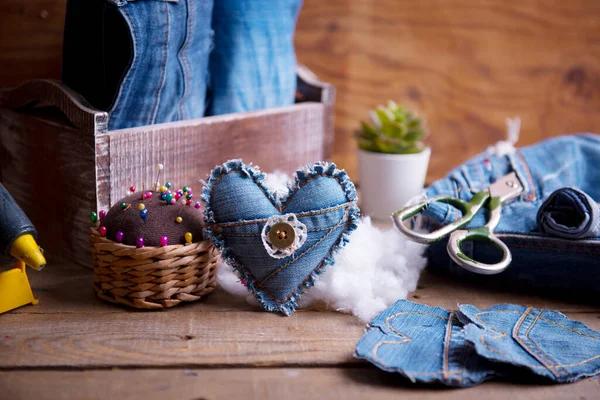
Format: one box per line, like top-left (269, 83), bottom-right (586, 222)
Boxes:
top-left (392, 172), bottom-right (523, 275)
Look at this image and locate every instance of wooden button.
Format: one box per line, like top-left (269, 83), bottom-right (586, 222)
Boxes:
top-left (268, 222), bottom-right (296, 249)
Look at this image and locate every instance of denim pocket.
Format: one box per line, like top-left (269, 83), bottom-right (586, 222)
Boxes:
top-left (355, 300), bottom-right (497, 387)
top-left (460, 304), bottom-right (600, 383)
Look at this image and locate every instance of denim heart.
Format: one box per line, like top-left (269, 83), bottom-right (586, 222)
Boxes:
top-left (202, 160), bottom-right (360, 315)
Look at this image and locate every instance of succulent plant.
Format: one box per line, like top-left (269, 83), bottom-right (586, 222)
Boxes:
top-left (356, 101), bottom-right (426, 154)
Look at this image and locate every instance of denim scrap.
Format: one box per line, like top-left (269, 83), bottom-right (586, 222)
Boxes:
top-left (357, 300), bottom-right (600, 386)
top-left (355, 300), bottom-right (497, 387)
top-left (202, 160), bottom-right (359, 315)
top-left (537, 188), bottom-right (600, 239)
top-left (460, 304), bottom-right (600, 383)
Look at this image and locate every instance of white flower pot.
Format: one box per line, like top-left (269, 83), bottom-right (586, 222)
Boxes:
top-left (358, 147), bottom-right (431, 221)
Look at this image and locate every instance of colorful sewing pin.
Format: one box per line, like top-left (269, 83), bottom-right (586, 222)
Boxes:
top-left (183, 186), bottom-right (190, 193)
top-left (180, 198), bottom-right (187, 206)
top-left (143, 191), bottom-right (153, 200)
top-left (165, 182), bottom-right (172, 189)
top-left (120, 202), bottom-right (127, 210)
top-left (90, 212), bottom-right (98, 223)
top-left (186, 200), bottom-right (192, 205)
top-left (160, 185), bottom-right (168, 193)
top-left (186, 194), bottom-right (193, 200)
top-left (136, 238), bottom-right (144, 248)
top-left (99, 210), bottom-right (106, 222)
top-left (116, 231), bottom-right (124, 243)
top-left (194, 202), bottom-right (201, 209)
top-left (161, 192), bottom-right (167, 200)
top-left (140, 209), bottom-right (148, 222)
top-left (165, 193), bottom-right (173, 204)
top-left (154, 164), bottom-right (164, 191)
top-left (175, 193), bottom-right (182, 200)
top-left (160, 236), bottom-right (168, 246)
top-left (138, 203), bottom-right (145, 211)
top-left (185, 232), bottom-right (192, 244)
top-left (99, 226), bottom-right (107, 237)
top-left (175, 217), bottom-right (183, 224)
top-left (170, 198), bottom-right (177, 205)
top-left (129, 186), bottom-right (136, 193)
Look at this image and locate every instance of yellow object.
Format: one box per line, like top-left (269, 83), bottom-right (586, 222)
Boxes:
top-left (175, 217), bottom-right (183, 224)
top-left (9, 234), bottom-right (46, 271)
top-left (138, 203), bottom-right (145, 211)
top-left (185, 232), bottom-right (192, 244)
top-left (0, 261), bottom-right (39, 314)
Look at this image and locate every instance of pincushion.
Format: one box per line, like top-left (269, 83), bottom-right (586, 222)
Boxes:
top-left (101, 190), bottom-right (204, 247)
top-left (89, 177), bottom-right (218, 309)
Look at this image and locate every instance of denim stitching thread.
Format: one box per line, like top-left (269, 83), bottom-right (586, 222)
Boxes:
top-left (517, 151), bottom-right (537, 201)
top-left (219, 220), bottom-right (346, 237)
top-left (211, 203), bottom-right (352, 228)
top-left (513, 308), bottom-right (562, 377)
top-left (255, 217), bottom-right (353, 303)
top-left (149, 2), bottom-right (169, 125)
top-left (474, 309), bottom-right (600, 370)
top-left (524, 309), bottom-right (569, 377)
top-left (443, 312), bottom-right (455, 380)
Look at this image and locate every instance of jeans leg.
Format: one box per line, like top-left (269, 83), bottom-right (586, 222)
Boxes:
top-left (208, 0), bottom-right (303, 116)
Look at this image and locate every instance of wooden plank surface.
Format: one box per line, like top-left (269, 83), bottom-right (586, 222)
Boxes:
top-left (2, 261), bottom-right (599, 370)
top-left (1, 368), bottom-right (599, 400)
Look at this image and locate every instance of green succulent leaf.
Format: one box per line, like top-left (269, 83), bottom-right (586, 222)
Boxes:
top-left (356, 101), bottom-right (427, 154)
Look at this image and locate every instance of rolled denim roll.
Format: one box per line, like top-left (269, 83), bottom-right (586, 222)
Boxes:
top-left (537, 187), bottom-right (600, 239)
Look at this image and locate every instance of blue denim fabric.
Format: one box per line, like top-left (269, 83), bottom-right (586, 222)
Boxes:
top-left (208, 0), bottom-right (302, 115)
top-left (108, 0), bottom-right (213, 130)
top-left (537, 188), bottom-right (600, 239)
top-left (355, 300), bottom-right (497, 387)
top-left (0, 183), bottom-right (37, 257)
top-left (202, 160), bottom-right (359, 315)
top-left (420, 134), bottom-right (600, 297)
top-left (357, 300), bottom-right (600, 386)
top-left (460, 304), bottom-right (600, 383)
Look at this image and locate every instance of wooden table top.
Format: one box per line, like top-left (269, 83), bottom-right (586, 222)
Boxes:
top-left (1, 259), bottom-right (599, 399)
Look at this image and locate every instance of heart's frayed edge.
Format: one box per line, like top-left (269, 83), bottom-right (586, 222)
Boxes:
top-left (201, 159), bottom-right (360, 316)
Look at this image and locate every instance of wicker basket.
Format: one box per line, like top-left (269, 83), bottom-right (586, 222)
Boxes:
top-left (89, 227), bottom-right (218, 309)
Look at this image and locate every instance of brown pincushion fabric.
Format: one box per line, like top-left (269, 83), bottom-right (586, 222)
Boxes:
top-left (101, 192), bottom-right (204, 246)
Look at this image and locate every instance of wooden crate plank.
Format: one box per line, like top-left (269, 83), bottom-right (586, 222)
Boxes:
top-left (1, 368), bottom-right (599, 400)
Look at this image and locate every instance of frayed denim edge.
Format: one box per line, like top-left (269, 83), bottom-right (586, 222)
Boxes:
top-left (201, 159), bottom-right (360, 315)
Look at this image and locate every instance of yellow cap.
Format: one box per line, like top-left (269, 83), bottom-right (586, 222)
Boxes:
top-left (9, 234), bottom-right (46, 271)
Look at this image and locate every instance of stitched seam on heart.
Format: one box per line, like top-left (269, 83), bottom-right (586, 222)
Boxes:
top-left (211, 202), bottom-right (353, 228)
top-left (208, 171), bottom-right (348, 224)
top-left (256, 209), bottom-right (354, 303)
top-left (257, 207), bottom-right (349, 286)
top-left (222, 223), bottom-right (345, 237)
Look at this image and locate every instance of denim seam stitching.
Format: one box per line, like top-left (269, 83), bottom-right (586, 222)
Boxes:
top-left (499, 235), bottom-right (600, 247)
top-left (513, 308), bottom-right (562, 378)
top-left (149, 2), bottom-right (169, 125)
top-left (442, 312), bottom-right (454, 380)
top-left (506, 243), bottom-right (600, 255)
top-left (211, 203), bottom-right (351, 227)
top-left (524, 309), bottom-right (569, 377)
top-left (254, 216), bottom-right (353, 303)
top-left (474, 310), bottom-right (600, 370)
top-left (257, 208), bottom-right (348, 286)
top-left (176, 0), bottom-right (192, 120)
top-left (220, 223), bottom-right (346, 237)
top-left (516, 151), bottom-right (537, 201)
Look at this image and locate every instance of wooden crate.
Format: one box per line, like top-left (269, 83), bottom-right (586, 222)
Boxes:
top-left (0, 66), bottom-right (335, 268)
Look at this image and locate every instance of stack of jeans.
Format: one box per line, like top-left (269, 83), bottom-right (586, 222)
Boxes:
top-left (420, 134), bottom-right (600, 299)
top-left (62, 0), bottom-right (303, 130)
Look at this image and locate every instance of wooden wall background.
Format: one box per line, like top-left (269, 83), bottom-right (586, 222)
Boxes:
top-left (1, 0), bottom-right (600, 182)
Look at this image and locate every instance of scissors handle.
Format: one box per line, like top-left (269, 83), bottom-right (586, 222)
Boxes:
top-left (446, 229), bottom-right (512, 275)
top-left (392, 192), bottom-right (490, 244)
